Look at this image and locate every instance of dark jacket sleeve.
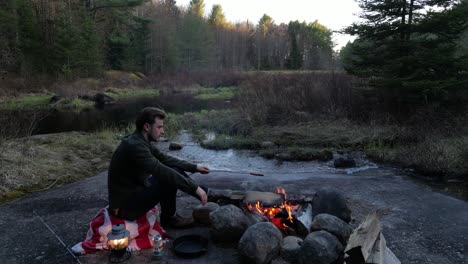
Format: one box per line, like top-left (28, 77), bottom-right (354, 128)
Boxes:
top-left (129, 142), bottom-right (198, 195)
top-left (150, 144), bottom-right (198, 172)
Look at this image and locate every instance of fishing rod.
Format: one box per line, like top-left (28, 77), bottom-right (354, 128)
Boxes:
top-left (33, 211), bottom-right (83, 264)
top-left (210, 169), bottom-right (264, 176)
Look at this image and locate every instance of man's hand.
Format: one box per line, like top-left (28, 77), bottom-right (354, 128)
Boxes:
top-left (196, 165), bottom-right (210, 174)
top-left (195, 186), bottom-right (207, 205)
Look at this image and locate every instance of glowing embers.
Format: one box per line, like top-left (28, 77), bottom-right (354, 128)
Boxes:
top-left (246, 188), bottom-right (301, 231)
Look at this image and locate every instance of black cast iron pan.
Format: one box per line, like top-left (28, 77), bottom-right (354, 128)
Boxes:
top-left (172, 234), bottom-right (209, 258)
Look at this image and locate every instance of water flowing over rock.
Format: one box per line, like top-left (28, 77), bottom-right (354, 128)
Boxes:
top-left (238, 222), bottom-right (283, 264)
top-left (299, 230), bottom-right (343, 264)
top-left (169, 142), bottom-right (183, 151)
top-left (334, 157), bottom-right (356, 168)
top-left (209, 204), bottom-right (249, 242)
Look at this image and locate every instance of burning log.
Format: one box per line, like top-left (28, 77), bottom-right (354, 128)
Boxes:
top-left (244, 191), bottom-right (284, 207)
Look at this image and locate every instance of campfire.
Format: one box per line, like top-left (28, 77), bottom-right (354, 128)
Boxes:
top-left (243, 188), bottom-right (312, 237)
top-left (207, 187), bottom-right (314, 237)
top-left (246, 188), bottom-right (298, 227)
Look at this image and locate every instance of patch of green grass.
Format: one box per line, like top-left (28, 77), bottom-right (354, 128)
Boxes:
top-left (105, 88), bottom-right (160, 100)
top-left (194, 86), bottom-right (237, 100)
top-left (0, 95), bottom-right (51, 110)
top-left (52, 98), bottom-right (94, 112)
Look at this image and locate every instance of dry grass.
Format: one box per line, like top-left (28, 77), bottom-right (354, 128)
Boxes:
top-left (237, 72), bottom-right (355, 125)
top-left (0, 131), bottom-right (119, 203)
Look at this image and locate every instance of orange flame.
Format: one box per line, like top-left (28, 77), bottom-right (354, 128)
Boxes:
top-left (246, 188), bottom-right (300, 227)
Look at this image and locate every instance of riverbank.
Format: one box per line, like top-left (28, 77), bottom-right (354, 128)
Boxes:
top-left (0, 131), bottom-right (118, 203)
top-left (170, 109), bottom-right (468, 199)
top-left (1, 109), bottom-right (467, 203)
top-left (0, 72), bottom-right (466, 203)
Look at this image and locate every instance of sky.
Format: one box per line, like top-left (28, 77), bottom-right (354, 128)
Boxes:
top-left (176, 0), bottom-right (362, 50)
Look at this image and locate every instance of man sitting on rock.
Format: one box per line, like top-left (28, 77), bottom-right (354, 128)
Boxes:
top-left (107, 107), bottom-right (210, 228)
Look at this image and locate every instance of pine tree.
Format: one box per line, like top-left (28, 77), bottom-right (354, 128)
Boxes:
top-left (344, 0), bottom-right (468, 103)
top-left (188, 0), bottom-right (205, 18)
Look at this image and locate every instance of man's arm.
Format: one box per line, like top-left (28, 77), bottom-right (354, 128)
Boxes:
top-left (150, 144), bottom-right (198, 172)
top-left (129, 142), bottom-right (198, 195)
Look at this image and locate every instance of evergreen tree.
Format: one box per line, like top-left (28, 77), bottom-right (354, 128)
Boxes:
top-left (208, 4), bottom-right (232, 29)
top-left (16, 0), bottom-right (44, 75)
top-left (188, 0), bottom-right (205, 18)
top-left (344, 0), bottom-right (467, 103)
top-left (0, 0), bottom-right (18, 72)
top-left (286, 34), bottom-right (302, 69)
top-left (177, 13), bottom-right (214, 71)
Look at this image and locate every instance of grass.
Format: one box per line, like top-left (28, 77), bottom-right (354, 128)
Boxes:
top-left (194, 87), bottom-right (237, 100)
top-left (0, 130), bottom-right (120, 204)
top-left (51, 98), bottom-right (95, 112)
top-left (105, 88), bottom-right (160, 100)
top-left (0, 95), bottom-right (51, 110)
top-left (0, 87), bottom-right (160, 112)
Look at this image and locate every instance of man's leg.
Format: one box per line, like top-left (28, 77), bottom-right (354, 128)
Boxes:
top-left (116, 177), bottom-right (162, 221)
top-left (159, 167), bottom-right (209, 227)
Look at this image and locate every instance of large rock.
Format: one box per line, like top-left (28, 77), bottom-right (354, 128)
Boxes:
top-left (281, 236), bottom-right (303, 263)
top-left (299, 231), bottom-right (343, 264)
top-left (238, 222), bottom-right (283, 264)
top-left (312, 188), bottom-right (351, 223)
top-left (334, 157), bottom-right (356, 168)
top-left (209, 204), bottom-right (249, 242)
top-left (168, 142), bottom-right (183, 150)
top-left (192, 202), bottom-right (219, 225)
top-left (93, 93), bottom-right (115, 107)
top-left (311, 214), bottom-right (353, 244)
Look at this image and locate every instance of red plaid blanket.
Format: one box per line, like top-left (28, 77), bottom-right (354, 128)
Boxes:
top-left (71, 207), bottom-right (167, 254)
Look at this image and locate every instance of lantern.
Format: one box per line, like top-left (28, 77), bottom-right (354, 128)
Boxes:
top-left (107, 224), bottom-right (131, 263)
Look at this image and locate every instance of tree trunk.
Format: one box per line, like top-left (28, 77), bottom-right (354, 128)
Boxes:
top-left (400, 0), bottom-right (407, 41)
top-left (407, 0), bottom-right (415, 40)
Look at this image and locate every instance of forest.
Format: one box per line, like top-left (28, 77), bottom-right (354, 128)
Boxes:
top-left (0, 0), bottom-right (465, 105)
top-left (0, 0), bottom-right (336, 77)
top-left (0, 0), bottom-right (467, 191)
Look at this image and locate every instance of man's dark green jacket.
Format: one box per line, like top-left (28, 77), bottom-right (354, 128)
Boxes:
top-left (108, 132), bottom-right (198, 209)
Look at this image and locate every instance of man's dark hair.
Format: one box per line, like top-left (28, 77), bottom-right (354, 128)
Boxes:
top-left (135, 107), bottom-right (167, 132)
